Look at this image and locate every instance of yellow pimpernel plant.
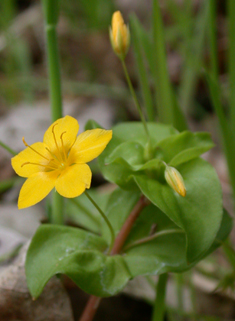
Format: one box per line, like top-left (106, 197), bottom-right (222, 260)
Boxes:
top-left (11, 115), bottom-right (112, 209)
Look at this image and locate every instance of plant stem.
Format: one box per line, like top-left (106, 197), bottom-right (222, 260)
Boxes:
top-left (110, 195), bottom-right (149, 255)
top-left (121, 59), bottom-right (150, 138)
top-left (79, 296), bottom-right (101, 321)
top-left (123, 229), bottom-right (184, 251)
top-left (176, 273), bottom-right (184, 312)
top-left (85, 191), bottom-right (115, 253)
top-left (51, 190), bottom-right (63, 224)
top-left (152, 273), bottom-right (168, 321)
top-left (0, 141), bottom-right (17, 155)
top-left (42, 0), bottom-right (63, 224)
top-left (79, 195), bottom-right (149, 321)
top-left (42, 0), bottom-right (62, 121)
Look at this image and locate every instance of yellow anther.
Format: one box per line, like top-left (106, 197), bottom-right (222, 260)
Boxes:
top-left (22, 137), bottom-right (28, 147)
top-left (22, 137), bottom-right (49, 161)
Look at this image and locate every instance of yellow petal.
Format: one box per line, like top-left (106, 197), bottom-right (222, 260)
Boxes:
top-left (164, 165), bottom-right (186, 197)
top-left (55, 164), bottom-right (91, 198)
top-left (11, 142), bottom-right (51, 178)
top-left (112, 12), bottom-right (124, 38)
top-left (43, 115), bottom-right (79, 155)
top-left (111, 11), bottom-right (130, 57)
top-left (18, 170), bottom-right (59, 209)
top-left (68, 129), bottom-right (112, 164)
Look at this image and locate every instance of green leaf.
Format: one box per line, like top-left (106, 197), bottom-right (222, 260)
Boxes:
top-left (205, 208), bottom-right (233, 255)
top-left (155, 131), bottom-right (214, 166)
top-left (123, 208), bottom-right (231, 277)
top-left (85, 119), bottom-right (103, 130)
top-left (99, 122), bottom-right (177, 188)
top-left (124, 230), bottom-right (187, 276)
top-left (133, 158), bottom-right (223, 263)
top-left (110, 122), bottom-right (178, 146)
top-left (65, 189), bottom-right (109, 234)
top-left (26, 225), bottom-right (131, 298)
top-left (124, 204), bottom-right (180, 247)
top-left (106, 141), bottom-right (145, 166)
top-left (102, 188), bottom-right (140, 243)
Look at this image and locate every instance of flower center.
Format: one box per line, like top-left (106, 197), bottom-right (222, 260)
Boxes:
top-left (21, 123), bottom-right (69, 172)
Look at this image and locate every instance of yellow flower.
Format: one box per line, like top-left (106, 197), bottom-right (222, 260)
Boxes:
top-left (109, 11), bottom-right (130, 59)
top-left (11, 116), bottom-right (112, 209)
top-left (164, 165), bottom-right (186, 197)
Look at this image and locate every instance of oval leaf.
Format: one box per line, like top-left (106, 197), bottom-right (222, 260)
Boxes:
top-left (133, 158), bottom-right (223, 263)
top-left (124, 209), bottom-right (231, 276)
top-left (156, 131), bottom-right (214, 166)
top-left (26, 225), bottom-right (131, 298)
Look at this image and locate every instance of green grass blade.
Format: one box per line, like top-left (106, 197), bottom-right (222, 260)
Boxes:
top-left (0, 141), bottom-right (16, 155)
top-left (179, 1), bottom-right (209, 113)
top-left (208, 0), bottom-right (219, 81)
top-left (228, 0), bottom-right (235, 126)
top-left (130, 14), bottom-right (155, 121)
top-left (206, 72), bottom-right (235, 197)
top-left (152, 0), bottom-right (187, 131)
top-left (208, 0), bottom-right (235, 204)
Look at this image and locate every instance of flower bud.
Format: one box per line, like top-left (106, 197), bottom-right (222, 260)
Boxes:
top-left (164, 165), bottom-right (186, 197)
top-left (109, 11), bottom-right (130, 59)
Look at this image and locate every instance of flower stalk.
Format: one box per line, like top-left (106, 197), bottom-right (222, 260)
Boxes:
top-left (42, 0), bottom-right (62, 121)
top-left (42, 0), bottom-right (63, 223)
top-left (84, 191), bottom-right (115, 253)
top-left (121, 59), bottom-right (150, 138)
top-left (110, 11), bottom-right (149, 139)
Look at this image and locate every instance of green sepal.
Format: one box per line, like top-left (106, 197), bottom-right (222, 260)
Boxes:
top-left (133, 158), bottom-right (223, 263)
top-left (26, 225), bottom-right (131, 298)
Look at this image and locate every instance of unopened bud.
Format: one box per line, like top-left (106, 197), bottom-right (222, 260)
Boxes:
top-left (109, 11), bottom-right (130, 59)
top-left (164, 165), bottom-right (186, 197)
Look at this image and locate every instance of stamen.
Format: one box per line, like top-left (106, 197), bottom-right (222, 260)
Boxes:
top-left (45, 147), bottom-right (61, 165)
top-left (22, 137), bottom-right (50, 161)
top-left (60, 131), bottom-right (67, 160)
top-left (52, 123), bottom-right (61, 156)
top-left (21, 161), bottom-right (57, 170)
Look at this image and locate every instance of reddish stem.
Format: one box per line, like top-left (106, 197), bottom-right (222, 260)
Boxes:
top-left (110, 195), bottom-right (148, 255)
top-left (79, 296), bottom-right (101, 321)
top-left (78, 195), bottom-right (148, 321)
